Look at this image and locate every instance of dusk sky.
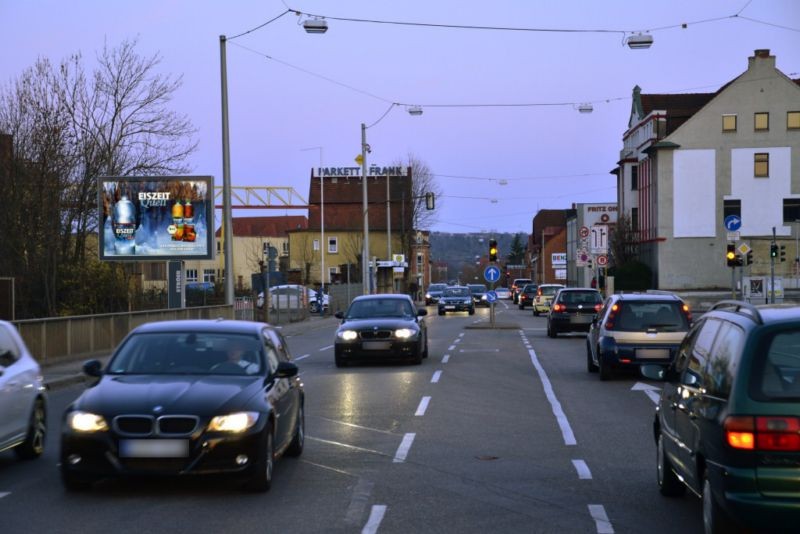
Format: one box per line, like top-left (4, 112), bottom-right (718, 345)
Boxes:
top-left (2, 0), bottom-right (798, 234)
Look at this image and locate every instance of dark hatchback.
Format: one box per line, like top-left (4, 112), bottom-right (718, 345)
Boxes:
top-left (518, 283), bottom-right (539, 310)
top-left (424, 283), bottom-right (447, 305)
top-left (60, 319), bottom-right (304, 492)
top-left (546, 288), bottom-right (603, 337)
top-left (437, 286), bottom-right (475, 315)
top-left (468, 284), bottom-right (489, 307)
top-left (334, 294), bottom-right (428, 367)
top-left (642, 301), bottom-right (800, 533)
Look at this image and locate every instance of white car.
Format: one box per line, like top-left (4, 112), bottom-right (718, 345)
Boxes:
top-left (257, 285), bottom-right (328, 312)
top-left (494, 287), bottom-right (511, 300)
top-left (308, 288), bottom-right (330, 312)
top-left (0, 320), bottom-right (47, 460)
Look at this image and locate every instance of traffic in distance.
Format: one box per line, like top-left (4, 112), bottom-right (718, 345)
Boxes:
top-left (2, 286), bottom-right (799, 534)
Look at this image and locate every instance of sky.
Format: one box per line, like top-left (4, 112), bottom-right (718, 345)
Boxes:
top-left (1, 0), bottom-right (799, 234)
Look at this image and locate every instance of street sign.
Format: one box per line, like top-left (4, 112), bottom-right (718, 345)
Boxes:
top-left (738, 243), bottom-right (751, 255)
top-left (355, 154), bottom-right (364, 165)
top-left (486, 290), bottom-right (497, 303)
top-left (727, 231), bottom-right (740, 241)
top-left (590, 225), bottom-right (608, 254)
top-left (596, 254), bottom-right (608, 266)
top-left (724, 215), bottom-right (742, 232)
top-left (579, 226), bottom-right (590, 238)
top-left (484, 265), bottom-right (501, 283)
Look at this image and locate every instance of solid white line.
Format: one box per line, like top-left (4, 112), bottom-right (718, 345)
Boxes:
top-left (588, 504), bottom-right (614, 533)
top-left (294, 354), bottom-right (311, 361)
top-left (528, 347), bottom-right (577, 446)
top-left (572, 459), bottom-right (592, 480)
top-left (0, 492), bottom-right (9, 499)
top-left (319, 344), bottom-right (334, 351)
top-left (362, 505), bottom-right (387, 534)
top-left (448, 345), bottom-right (456, 351)
top-left (393, 433), bottom-right (415, 463)
top-left (415, 396), bottom-right (431, 416)
top-left (442, 354), bottom-right (450, 363)
top-left (431, 370), bottom-right (442, 383)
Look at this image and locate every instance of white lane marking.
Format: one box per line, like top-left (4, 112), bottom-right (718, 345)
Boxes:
top-left (346, 478), bottom-right (375, 526)
top-left (454, 338), bottom-right (461, 344)
top-left (458, 333), bottom-right (464, 337)
top-left (572, 459), bottom-right (592, 480)
top-left (588, 504), bottom-right (614, 533)
top-left (459, 348), bottom-right (499, 353)
top-left (431, 370), bottom-right (442, 383)
top-left (528, 346), bottom-right (577, 446)
top-left (319, 344), bottom-right (334, 351)
top-left (448, 345), bottom-right (456, 351)
top-left (631, 382), bottom-right (661, 405)
top-left (442, 354), bottom-right (450, 363)
top-left (393, 433), bottom-right (415, 463)
top-left (294, 353), bottom-right (311, 361)
top-left (0, 492), bottom-right (9, 499)
top-left (415, 396), bottom-right (431, 416)
top-left (314, 417), bottom-right (396, 435)
top-left (307, 436), bottom-right (386, 456)
top-left (362, 505), bottom-right (387, 534)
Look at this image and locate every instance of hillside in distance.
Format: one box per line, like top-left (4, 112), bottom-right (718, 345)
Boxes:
top-left (428, 231), bottom-right (528, 283)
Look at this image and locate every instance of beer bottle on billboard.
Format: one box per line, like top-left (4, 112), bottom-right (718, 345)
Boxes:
top-left (112, 195), bottom-right (137, 255)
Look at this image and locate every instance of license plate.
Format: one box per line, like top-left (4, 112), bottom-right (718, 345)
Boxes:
top-left (570, 315), bottom-right (593, 323)
top-left (119, 439), bottom-right (189, 458)
top-left (363, 341), bottom-right (391, 350)
top-left (445, 305), bottom-right (455, 309)
top-left (636, 348), bottom-right (670, 360)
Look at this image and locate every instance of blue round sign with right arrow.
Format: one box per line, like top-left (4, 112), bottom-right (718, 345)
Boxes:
top-left (724, 215), bottom-right (742, 232)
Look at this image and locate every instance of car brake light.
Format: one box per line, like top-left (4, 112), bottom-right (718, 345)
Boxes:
top-left (724, 416), bottom-right (800, 451)
top-left (605, 303), bottom-right (620, 329)
top-left (552, 303), bottom-right (564, 312)
top-left (725, 416), bottom-right (755, 450)
top-left (681, 303), bottom-right (692, 323)
top-left (594, 303), bottom-right (602, 312)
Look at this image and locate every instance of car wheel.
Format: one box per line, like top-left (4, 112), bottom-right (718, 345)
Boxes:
top-left (438, 310), bottom-right (445, 316)
top-left (285, 404), bottom-right (304, 457)
top-left (468, 308), bottom-right (475, 315)
top-left (657, 434), bottom-right (685, 496)
top-left (703, 471), bottom-right (734, 534)
top-left (533, 309), bottom-right (539, 317)
top-left (422, 337), bottom-right (429, 359)
top-left (411, 346), bottom-right (423, 365)
top-left (599, 355), bottom-right (613, 381)
top-left (547, 323), bottom-right (557, 338)
top-left (15, 398), bottom-right (46, 460)
top-left (245, 426), bottom-right (275, 492)
top-left (586, 342), bottom-right (598, 373)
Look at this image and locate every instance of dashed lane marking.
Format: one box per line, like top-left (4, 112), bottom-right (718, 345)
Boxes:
top-left (319, 345), bottom-right (334, 351)
top-left (294, 354), bottom-right (311, 361)
top-left (393, 433), bottom-right (415, 463)
top-left (431, 370), bottom-right (442, 383)
top-left (362, 505), bottom-right (387, 534)
top-left (572, 459), bottom-right (592, 480)
top-left (448, 345), bottom-right (456, 351)
top-left (0, 492), bottom-right (10, 499)
top-left (415, 396), bottom-right (431, 416)
top-left (442, 354), bottom-right (450, 363)
top-left (588, 504), bottom-right (614, 533)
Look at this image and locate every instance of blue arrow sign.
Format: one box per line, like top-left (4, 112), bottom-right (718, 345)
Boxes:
top-left (486, 290), bottom-right (498, 303)
top-left (724, 215), bottom-right (742, 232)
top-left (484, 265), bottom-right (501, 283)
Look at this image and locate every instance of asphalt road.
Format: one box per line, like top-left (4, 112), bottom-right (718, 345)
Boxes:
top-left (0, 300), bottom-right (704, 533)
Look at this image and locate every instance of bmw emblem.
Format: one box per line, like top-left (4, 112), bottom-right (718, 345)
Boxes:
top-left (373, 326), bottom-right (378, 331)
top-left (152, 405), bottom-right (164, 414)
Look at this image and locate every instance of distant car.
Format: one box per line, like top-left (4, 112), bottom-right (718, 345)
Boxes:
top-left (0, 321), bottom-right (47, 462)
top-left (546, 288), bottom-right (603, 337)
top-left (641, 300), bottom-right (800, 533)
top-left (586, 291), bottom-right (692, 380)
top-left (438, 286), bottom-right (475, 316)
top-left (532, 284), bottom-right (565, 316)
top-left (517, 284), bottom-right (539, 309)
top-left (467, 284), bottom-right (489, 307)
top-left (494, 287), bottom-right (511, 300)
top-left (308, 288), bottom-right (330, 313)
top-left (511, 278), bottom-right (532, 304)
top-left (60, 319), bottom-right (304, 492)
top-left (334, 294), bottom-right (428, 367)
top-left (424, 283), bottom-right (448, 305)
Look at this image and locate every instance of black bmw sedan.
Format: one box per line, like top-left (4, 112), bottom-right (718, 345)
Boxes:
top-left (334, 294), bottom-right (428, 367)
top-left (60, 319), bottom-right (304, 492)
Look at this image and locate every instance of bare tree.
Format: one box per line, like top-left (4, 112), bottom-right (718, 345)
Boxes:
top-left (393, 153), bottom-right (442, 231)
top-left (609, 214), bottom-right (638, 267)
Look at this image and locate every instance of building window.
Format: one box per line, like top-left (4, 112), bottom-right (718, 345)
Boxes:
top-left (724, 199), bottom-right (741, 219)
top-left (417, 253), bottom-right (424, 268)
top-left (328, 236), bottom-right (338, 254)
top-left (754, 112), bottom-right (769, 131)
top-left (783, 199), bottom-right (800, 223)
top-left (203, 269), bottom-right (215, 283)
top-left (788, 111), bottom-right (800, 130)
top-left (216, 241), bottom-right (221, 253)
top-left (631, 165), bottom-right (638, 191)
top-left (754, 153), bottom-right (769, 177)
top-left (328, 267), bottom-right (338, 281)
top-left (722, 114), bottom-right (737, 132)
top-left (186, 269), bottom-right (198, 282)
top-left (143, 262), bottom-right (165, 281)
top-left (631, 207), bottom-right (639, 231)
top-left (282, 241), bottom-right (289, 255)
top-left (312, 239), bottom-right (320, 251)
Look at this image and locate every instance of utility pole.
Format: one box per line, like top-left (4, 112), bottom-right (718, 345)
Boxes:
top-left (771, 226), bottom-right (776, 304)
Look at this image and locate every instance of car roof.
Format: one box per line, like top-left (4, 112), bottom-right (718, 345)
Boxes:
top-left (706, 301), bottom-right (800, 326)
top-left (352, 293), bottom-right (413, 303)
top-left (611, 292), bottom-right (682, 302)
top-left (130, 319), bottom-right (269, 335)
top-left (557, 287), bottom-right (599, 292)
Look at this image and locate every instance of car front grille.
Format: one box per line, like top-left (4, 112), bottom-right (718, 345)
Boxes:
top-left (158, 416), bottom-right (199, 435)
top-left (113, 415), bottom-right (200, 437)
top-left (115, 416), bottom-right (154, 436)
top-left (360, 330), bottom-right (392, 340)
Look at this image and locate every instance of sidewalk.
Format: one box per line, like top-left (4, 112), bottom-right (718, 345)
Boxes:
top-left (42, 314), bottom-right (340, 391)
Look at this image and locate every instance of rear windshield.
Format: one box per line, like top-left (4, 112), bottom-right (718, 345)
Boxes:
top-left (756, 328), bottom-right (800, 400)
top-left (523, 285), bottom-right (538, 293)
top-left (513, 280), bottom-right (531, 287)
top-left (557, 291), bottom-right (602, 305)
top-left (614, 301), bottom-right (689, 332)
top-left (539, 285), bottom-right (563, 296)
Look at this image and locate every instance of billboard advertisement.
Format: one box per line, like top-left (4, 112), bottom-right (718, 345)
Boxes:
top-left (99, 176), bottom-right (215, 261)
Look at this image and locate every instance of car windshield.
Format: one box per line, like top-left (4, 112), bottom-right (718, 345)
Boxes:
top-left (107, 332), bottom-right (264, 376)
top-left (615, 301), bottom-right (689, 331)
top-left (443, 287), bottom-right (470, 297)
top-left (539, 286), bottom-right (562, 296)
top-left (757, 328), bottom-right (800, 399)
top-left (523, 285), bottom-right (538, 293)
top-left (468, 285), bottom-right (486, 294)
top-left (558, 291), bottom-right (602, 304)
top-left (346, 298), bottom-right (414, 319)
top-left (428, 284), bottom-right (446, 292)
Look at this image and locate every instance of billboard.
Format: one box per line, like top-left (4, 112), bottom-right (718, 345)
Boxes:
top-left (99, 176), bottom-right (215, 261)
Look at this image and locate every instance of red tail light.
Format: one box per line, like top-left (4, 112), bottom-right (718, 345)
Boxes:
top-left (681, 303), bottom-right (692, 323)
top-left (594, 303), bottom-right (602, 313)
top-left (605, 303), bottom-right (620, 329)
top-left (725, 416), bottom-right (800, 451)
top-left (552, 303), bottom-right (565, 312)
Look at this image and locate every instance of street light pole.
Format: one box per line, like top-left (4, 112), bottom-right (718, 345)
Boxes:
top-left (361, 123), bottom-right (370, 295)
top-left (219, 35), bottom-right (234, 305)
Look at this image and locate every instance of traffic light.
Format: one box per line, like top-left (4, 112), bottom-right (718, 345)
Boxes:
top-left (425, 192), bottom-right (435, 210)
top-left (770, 242), bottom-right (778, 259)
top-left (780, 245), bottom-right (786, 262)
top-left (489, 239), bottom-right (498, 262)
top-left (746, 250), bottom-right (753, 266)
top-left (726, 244), bottom-right (737, 267)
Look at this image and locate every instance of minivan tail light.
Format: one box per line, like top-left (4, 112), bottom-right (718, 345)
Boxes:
top-left (725, 416), bottom-right (755, 450)
top-left (724, 416), bottom-right (800, 451)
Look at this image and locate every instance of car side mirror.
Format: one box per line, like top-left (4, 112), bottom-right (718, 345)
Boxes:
top-left (275, 361), bottom-right (298, 378)
top-left (640, 364), bottom-right (666, 381)
top-left (334, 311), bottom-right (344, 319)
top-left (417, 309), bottom-right (427, 317)
top-left (83, 359), bottom-right (103, 377)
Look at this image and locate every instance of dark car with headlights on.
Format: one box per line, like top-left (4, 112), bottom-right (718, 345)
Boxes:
top-left (334, 294), bottom-right (428, 367)
top-left (424, 283), bottom-right (447, 305)
top-left (468, 284), bottom-right (489, 307)
top-left (438, 285), bottom-right (475, 316)
top-left (547, 288), bottom-right (603, 337)
top-left (60, 319), bottom-right (304, 492)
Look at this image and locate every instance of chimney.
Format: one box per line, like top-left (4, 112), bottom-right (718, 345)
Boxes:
top-left (748, 49), bottom-right (775, 69)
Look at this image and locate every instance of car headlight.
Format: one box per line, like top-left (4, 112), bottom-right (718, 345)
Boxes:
top-left (208, 412), bottom-right (259, 433)
top-left (481, 295), bottom-right (487, 300)
top-left (394, 328), bottom-right (416, 339)
top-left (67, 411), bottom-right (109, 432)
top-left (338, 330), bottom-right (358, 341)
top-left (425, 293), bottom-right (431, 299)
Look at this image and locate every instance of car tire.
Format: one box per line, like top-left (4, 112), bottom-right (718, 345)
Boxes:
top-left (599, 355), bottom-right (613, 381)
top-left (285, 404), bottom-right (305, 457)
top-left (586, 342), bottom-right (598, 373)
top-left (438, 310), bottom-right (445, 316)
top-left (703, 471), bottom-right (734, 534)
top-left (15, 398), bottom-right (46, 460)
top-left (245, 426), bottom-right (275, 492)
top-left (657, 434), bottom-right (685, 496)
top-left (518, 304), bottom-right (524, 310)
top-left (411, 346), bottom-right (423, 365)
top-left (334, 350), bottom-right (348, 368)
top-left (422, 337), bottom-right (429, 359)
top-left (547, 324), bottom-right (557, 338)
top-left (533, 309), bottom-right (539, 317)
top-left (468, 308), bottom-right (475, 315)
